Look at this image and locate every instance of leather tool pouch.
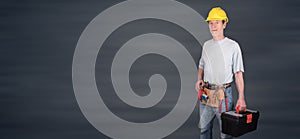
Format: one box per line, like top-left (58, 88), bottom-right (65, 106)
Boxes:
top-left (202, 87), bottom-right (225, 107)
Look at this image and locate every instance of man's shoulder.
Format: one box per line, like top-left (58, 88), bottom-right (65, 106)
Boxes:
top-left (224, 37), bottom-right (239, 45)
top-left (223, 37), bottom-right (241, 50)
top-left (203, 39), bottom-right (214, 46)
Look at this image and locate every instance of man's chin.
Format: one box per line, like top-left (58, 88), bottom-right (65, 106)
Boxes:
top-left (211, 34), bottom-right (218, 37)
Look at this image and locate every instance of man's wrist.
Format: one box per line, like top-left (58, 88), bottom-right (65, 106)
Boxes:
top-left (238, 95), bottom-right (245, 100)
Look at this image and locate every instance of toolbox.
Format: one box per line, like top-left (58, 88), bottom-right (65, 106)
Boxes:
top-left (221, 107), bottom-right (259, 137)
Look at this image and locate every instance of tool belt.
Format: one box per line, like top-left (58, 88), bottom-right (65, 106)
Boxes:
top-left (203, 82), bottom-right (231, 90)
top-left (198, 82), bottom-right (231, 111)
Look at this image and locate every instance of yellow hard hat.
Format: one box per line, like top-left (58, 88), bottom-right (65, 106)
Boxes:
top-left (206, 7), bottom-right (229, 23)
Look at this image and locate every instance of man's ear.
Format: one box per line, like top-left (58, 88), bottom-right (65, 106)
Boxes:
top-left (223, 22), bottom-right (227, 29)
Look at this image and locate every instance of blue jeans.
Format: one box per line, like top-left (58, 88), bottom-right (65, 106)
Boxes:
top-left (199, 87), bottom-right (234, 139)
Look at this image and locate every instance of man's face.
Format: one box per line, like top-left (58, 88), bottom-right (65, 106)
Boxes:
top-left (208, 20), bottom-right (226, 37)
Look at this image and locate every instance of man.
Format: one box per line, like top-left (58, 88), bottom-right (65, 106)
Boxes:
top-left (195, 7), bottom-right (247, 139)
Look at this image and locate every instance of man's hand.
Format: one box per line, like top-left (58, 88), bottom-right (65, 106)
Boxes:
top-left (195, 80), bottom-right (204, 91)
top-left (236, 98), bottom-right (247, 110)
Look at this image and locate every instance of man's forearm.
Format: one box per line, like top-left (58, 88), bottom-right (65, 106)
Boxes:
top-left (235, 71), bottom-right (245, 100)
top-left (198, 68), bottom-right (204, 81)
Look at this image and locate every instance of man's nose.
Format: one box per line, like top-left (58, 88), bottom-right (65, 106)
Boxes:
top-left (211, 24), bottom-right (216, 29)
top-left (213, 23), bottom-right (217, 27)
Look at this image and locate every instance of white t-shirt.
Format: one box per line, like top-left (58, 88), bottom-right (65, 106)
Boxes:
top-left (198, 37), bottom-right (244, 84)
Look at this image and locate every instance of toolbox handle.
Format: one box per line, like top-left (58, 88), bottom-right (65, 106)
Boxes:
top-left (236, 105), bottom-right (246, 114)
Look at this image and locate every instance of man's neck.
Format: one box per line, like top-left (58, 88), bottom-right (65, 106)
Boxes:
top-left (213, 35), bottom-right (225, 41)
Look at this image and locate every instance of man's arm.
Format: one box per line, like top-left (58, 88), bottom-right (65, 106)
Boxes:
top-left (235, 71), bottom-right (247, 109)
top-left (195, 68), bottom-right (204, 91)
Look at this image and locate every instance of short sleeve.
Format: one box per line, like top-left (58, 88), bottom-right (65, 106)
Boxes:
top-left (233, 43), bottom-right (244, 73)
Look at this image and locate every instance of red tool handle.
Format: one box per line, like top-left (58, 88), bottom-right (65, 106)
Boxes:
top-left (198, 89), bottom-right (203, 100)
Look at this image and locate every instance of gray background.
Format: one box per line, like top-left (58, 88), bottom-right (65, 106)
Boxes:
top-left (1, 0), bottom-right (299, 139)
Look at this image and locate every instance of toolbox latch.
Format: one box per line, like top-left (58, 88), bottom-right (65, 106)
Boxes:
top-left (246, 114), bottom-right (253, 124)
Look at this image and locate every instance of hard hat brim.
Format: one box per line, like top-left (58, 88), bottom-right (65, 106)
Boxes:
top-left (205, 18), bottom-right (228, 23)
